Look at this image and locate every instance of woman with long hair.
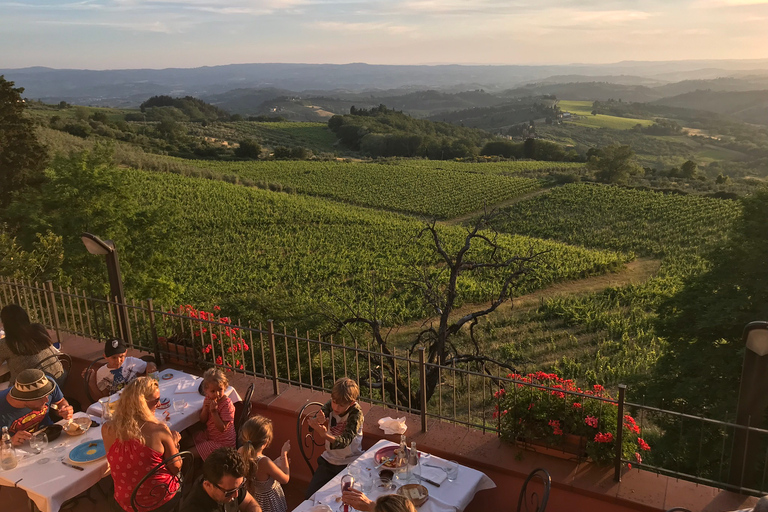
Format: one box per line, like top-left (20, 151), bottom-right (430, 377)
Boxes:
top-left (341, 491), bottom-right (417, 512)
top-left (102, 377), bottom-right (183, 512)
top-left (0, 304), bottom-right (63, 382)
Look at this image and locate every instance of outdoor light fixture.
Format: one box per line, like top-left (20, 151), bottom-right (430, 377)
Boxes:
top-left (80, 232), bottom-right (132, 346)
top-left (729, 320), bottom-right (768, 489)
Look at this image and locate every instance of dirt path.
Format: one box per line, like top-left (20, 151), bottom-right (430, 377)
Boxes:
top-left (446, 187), bottom-right (552, 225)
top-left (395, 257), bottom-right (660, 335)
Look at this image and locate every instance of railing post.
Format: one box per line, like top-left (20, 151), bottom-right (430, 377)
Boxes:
top-left (45, 280), bottom-right (62, 346)
top-left (614, 384), bottom-right (627, 482)
top-left (147, 299), bottom-right (161, 365)
top-left (418, 348), bottom-right (428, 433)
top-left (268, 320), bottom-right (279, 395)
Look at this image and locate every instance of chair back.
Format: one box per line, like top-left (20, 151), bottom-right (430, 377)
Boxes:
top-left (297, 401), bottom-right (326, 475)
top-left (83, 357), bottom-right (106, 404)
top-left (516, 468), bottom-right (552, 512)
top-left (235, 383), bottom-right (254, 435)
top-left (130, 451), bottom-right (194, 512)
top-left (36, 352), bottom-right (71, 388)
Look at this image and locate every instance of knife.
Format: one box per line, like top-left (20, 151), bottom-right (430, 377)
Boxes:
top-left (61, 460), bottom-right (84, 471)
top-left (418, 475), bottom-right (441, 487)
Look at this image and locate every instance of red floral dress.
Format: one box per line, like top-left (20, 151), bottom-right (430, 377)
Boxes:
top-left (193, 396), bottom-right (236, 460)
top-left (107, 438), bottom-right (180, 512)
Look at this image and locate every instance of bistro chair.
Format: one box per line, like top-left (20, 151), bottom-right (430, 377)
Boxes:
top-left (516, 468), bottom-right (551, 512)
top-left (130, 451), bottom-right (194, 512)
top-left (83, 356), bottom-right (106, 404)
top-left (36, 352), bottom-right (72, 388)
top-left (665, 508), bottom-right (692, 512)
top-left (234, 383), bottom-right (254, 447)
top-left (297, 401), bottom-right (325, 474)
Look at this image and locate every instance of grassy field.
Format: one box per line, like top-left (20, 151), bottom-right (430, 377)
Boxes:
top-left (558, 100), bottom-right (654, 130)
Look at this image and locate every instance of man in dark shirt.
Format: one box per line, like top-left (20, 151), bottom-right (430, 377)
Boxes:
top-left (182, 447), bottom-right (261, 512)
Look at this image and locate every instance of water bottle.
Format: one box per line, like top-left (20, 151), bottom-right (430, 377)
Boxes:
top-left (409, 441), bottom-right (420, 483)
top-left (1, 426), bottom-right (18, 470)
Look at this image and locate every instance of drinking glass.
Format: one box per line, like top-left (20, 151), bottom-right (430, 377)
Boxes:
top-left (339, 474), bottom-right (355, 512)
top-left (99, 397), bottom-right (113, 420)
top-left (30, 431), bottom-right (48, 454)
top-left (445, 460), bottom-right (459, 482)
top-left (348, 466), bottom-right (371, 493)
top-left (173, 399), bottom-right (186, 413)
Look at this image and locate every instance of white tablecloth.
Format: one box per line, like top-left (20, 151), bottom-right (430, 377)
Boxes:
top-left (0, 412), bottom-right (109, 512)
top-left (294, 439), bottom-right (496, 512)
top-left (86, 368), bottom-right (242, 432)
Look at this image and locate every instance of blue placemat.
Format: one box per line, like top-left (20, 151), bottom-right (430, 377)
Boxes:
top-left (69, 439), bottom-right (106, 463)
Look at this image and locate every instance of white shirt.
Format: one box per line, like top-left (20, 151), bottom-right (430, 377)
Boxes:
top-left (95, 356), bottom-right (147, 394)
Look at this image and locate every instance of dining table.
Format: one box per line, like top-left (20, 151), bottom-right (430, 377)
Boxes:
top-left (0, 412), bottom-right (109, 512)
top-left (292, 439), bottom-right (496, 512)
top-left (85, 367), bottom-right (242, 432)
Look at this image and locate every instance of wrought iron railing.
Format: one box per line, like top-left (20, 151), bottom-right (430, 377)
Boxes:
top-left (1, 278), bottom-right (766, 495)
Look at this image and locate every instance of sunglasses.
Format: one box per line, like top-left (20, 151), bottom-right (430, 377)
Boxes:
top-left (146, 396), bottom-right (161, 407)
top-left (209, 480), bottom-right (244, 499)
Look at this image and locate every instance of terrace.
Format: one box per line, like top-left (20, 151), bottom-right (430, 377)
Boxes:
top-left (1, 277), bottom-right (764, 512)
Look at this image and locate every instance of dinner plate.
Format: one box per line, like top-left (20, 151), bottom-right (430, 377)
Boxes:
top-left (156, 397), bottom-right (171, 410)
top-left (375, 446), bottom-right (410, 468)
top-left (69, 439), bottom-right (106, 463)
top-left (161, 373), bottom-right (174, 381)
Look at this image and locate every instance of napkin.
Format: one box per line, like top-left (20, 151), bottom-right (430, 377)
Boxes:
top-left (175, 378), bottom-right (202, 394)
top-left (378, 416), bottom-right (407, 435)
top-left (414, 464), bottom-right (448, 485)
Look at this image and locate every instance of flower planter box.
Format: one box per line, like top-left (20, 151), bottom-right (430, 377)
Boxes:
top-left (158, 338), bottom-right (201, 367)
top-left (517, 434), bottom-right (589, 461)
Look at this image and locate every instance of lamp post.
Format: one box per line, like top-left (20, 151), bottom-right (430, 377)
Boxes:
top-left (729, 321), bottom-right (768, 489)
top-left (80, 232), bottom-right (132, 346)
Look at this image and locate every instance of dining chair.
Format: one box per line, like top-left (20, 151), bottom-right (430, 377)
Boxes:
top-left (83, 356), bottom-right (106, 404)
top-left (516, 468), bottom-right (552, 512)
top-left (665, 508), bottom-right (692, 512)
top-left (36, 352), bottom-right (72, 388)
top-left (234, 383), bottom-right (254, 447)
top-left (297, 401), bottom-right (325, 475)
top-left (130, 451), bottom-right (194, 512)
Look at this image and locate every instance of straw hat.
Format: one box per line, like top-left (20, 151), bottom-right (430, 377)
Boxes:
top-left (10, 369), bottom-right (56, 401)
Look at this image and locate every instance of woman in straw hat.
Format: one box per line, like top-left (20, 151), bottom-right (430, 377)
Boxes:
top-left (102, 377), bottom-right (183, 512)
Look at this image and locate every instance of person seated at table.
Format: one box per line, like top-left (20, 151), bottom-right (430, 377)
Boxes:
top-left (194, 367), bottom-right (236, 460)
top-left (239, 415), bottom-right (291, 512)
top-left (94, 337), bottom-right (157, 399)
top-left (0, 304), bottom-right (64, 383)
top-left (182, 446), bottom-right (261, 512)
top-left (342, 491), bottom-right (417, 512)
top-left (0, 368), bottom-right (74, 445)
top-left (304, 377), bottom-right (365, 499)
top-left (102, 377), bottom-right (183, 512)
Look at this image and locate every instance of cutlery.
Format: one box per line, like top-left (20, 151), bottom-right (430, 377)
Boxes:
top-left (374, 457), bottom-right (393, 469)
top-left (61, 460), bottom-right (84, 471)
top-left (419, 475), bottom-right (441, 487)
top-left (422, 463), bottom-right (446, 470)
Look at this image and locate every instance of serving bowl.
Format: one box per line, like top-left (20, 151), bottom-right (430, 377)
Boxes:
top-left (64, 417), bottom-right (92, 436)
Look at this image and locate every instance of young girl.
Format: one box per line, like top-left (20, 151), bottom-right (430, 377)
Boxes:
top-left (239, 415), bottom-right (291, 512)
top-left (193, 368), bottom-right (236, 460)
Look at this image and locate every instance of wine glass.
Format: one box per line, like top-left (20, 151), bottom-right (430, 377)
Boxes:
top-left (30, 431), bottom-right (48, 455)
top-left (339, 474), bottom-right (355, 512)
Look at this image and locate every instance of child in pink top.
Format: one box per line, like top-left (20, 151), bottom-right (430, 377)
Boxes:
top-left (193, 368), bottom-right (236, 460)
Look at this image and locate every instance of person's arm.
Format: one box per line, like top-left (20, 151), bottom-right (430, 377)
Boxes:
top-left (10, 429), bottom-right (32, 446)
top-left (101, 421), bottom-right (116, 452)
top-left (199, 398), bottom-right (211, 422)
top-left (264, 454), bottom-right (290, 485)
top-left (53, 397), bottom-right (74, 420)
top-left (239, 491), bottom-right (262, 512)
top-left (272, 440), bottom-right (290, 477)
top-left (208, 399), bottom-right (227, 432)
top-left (341, 489), bottom-right (375, 512)
top-left (144, 361), bottom-right (158, 374)
top-left (158, 425), bottom-right (182, 475)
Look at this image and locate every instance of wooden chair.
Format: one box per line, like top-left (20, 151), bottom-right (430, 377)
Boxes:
top-left (297, 401), bottom-right (325, 475)
top-left (516, 468), bottom-right (551, 512)
top-left (83, 356), bottom-right (106, 404)
top-left (234, 383), bottom-right (254, 447)
top-left (36, 352), bottom-right (71, 388)
top-left (130, 451), bottom-right (194, 512)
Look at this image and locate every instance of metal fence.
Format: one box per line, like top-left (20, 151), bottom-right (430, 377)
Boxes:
top-left (1, 278), bottom-right (767, 495)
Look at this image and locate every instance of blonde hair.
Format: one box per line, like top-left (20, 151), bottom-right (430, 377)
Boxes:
top-left (331, 377), bottom-right (359, 405)
top-left (110, 377), bottom-right (159, 443)
top-left (202, 367), bottom-right (228, 392)
top-left (238, 415), bottom-right (273, 476)
top-left (375, 495), bottom-right (417, 512)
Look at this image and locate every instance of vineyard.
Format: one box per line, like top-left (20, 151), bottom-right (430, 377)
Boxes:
top-left (189, 159), bottom-right (582, 218)
top-left (117, 168), bottom-right (628, 327)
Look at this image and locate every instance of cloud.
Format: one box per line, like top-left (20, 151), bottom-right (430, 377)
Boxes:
top-left (311, 20), bottom-right (415, 34)
top-left (35, 19), bottom-right (176, 32)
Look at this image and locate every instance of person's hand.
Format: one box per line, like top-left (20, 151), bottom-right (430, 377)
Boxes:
top-left (11, 430), bottom-right (32, 447)
top-left (56, 402), bottom-right (74, 420)
top-left (341, 489), bottom-right (374, 511)
top-left (171, 429), bottom-right (181, 445)
top-left (281, 440), bottom-right (290, 456)
top-left (208, 400), bottom-right (219, 414)
top-left (307, 410), bottom-right (326, 430)
top-left (146, 362), bottom-right (158, 374)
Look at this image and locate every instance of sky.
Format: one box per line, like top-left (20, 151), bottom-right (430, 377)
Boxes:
top-left (1, 0), bottom-right (768, 70)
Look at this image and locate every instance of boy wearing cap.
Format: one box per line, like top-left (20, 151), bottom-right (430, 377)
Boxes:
top-left (0, 368), bottom-right (73, 445)
top-left (95, 337), bottom-right (157, 398)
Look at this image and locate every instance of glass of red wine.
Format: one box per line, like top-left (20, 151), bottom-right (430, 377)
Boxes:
top-left (339, 474), bottom-right (355, 512)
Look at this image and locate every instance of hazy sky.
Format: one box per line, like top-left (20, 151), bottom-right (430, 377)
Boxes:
top-left (2, 0), bottom-right (767, 69)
